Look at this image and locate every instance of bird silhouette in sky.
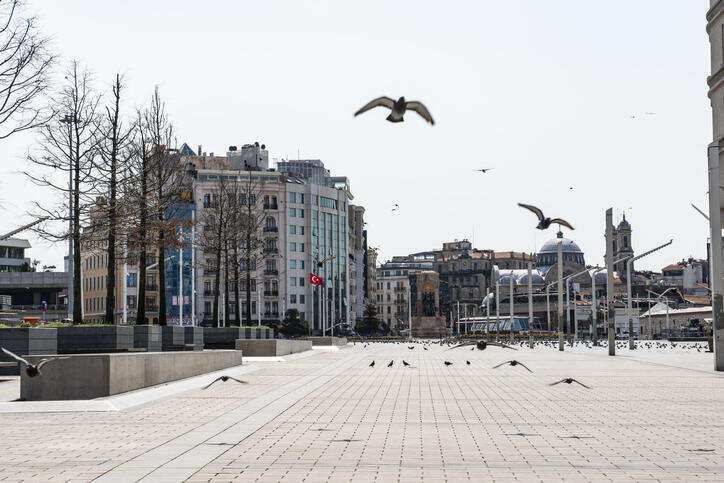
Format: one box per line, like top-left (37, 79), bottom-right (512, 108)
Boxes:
top-left (474, 168), bottom-right (493, 173)
top-left (354, 96), bottom-right (434, 125)
top-left (518, 203), bottom-right (574, 231)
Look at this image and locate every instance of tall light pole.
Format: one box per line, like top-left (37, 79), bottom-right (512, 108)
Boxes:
top-left (60, 114), bottom-right (75, 322)
top-left (626, 239), bottom-right (673, 349)
top-left (527, 262), bottom-right (534, 348)
top-left (563, 267), bottom-right (594, 341)
top-left (606, 208), bottom-right (615, 356)
top-left (557, 239), bottom-right (564, 351)
top-left (546, 280), bottom-right (558, 340)
top-left (647, 287), bottom-right (674, 337)
top-left (495, 266), bottom-right (501, 341)
top-left (509, 269), bottom-right (515, 344)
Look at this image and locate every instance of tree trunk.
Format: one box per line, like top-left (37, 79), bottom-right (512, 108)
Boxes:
top-left (72, 131), bottom-right (82, 323)
top-left (212, 225), bottom-right (222, 328)
top-left (233, 240), bottom-right (240, 325)
top-left (224, 242), bottom-right (230, 326)
top-left (136, 162), bottom-right (148, 325)
top-left (158, 231), bottom-right (166, 326)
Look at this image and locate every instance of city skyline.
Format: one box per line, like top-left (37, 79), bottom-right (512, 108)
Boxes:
top-left (0, 1), bottom-right (711, 272)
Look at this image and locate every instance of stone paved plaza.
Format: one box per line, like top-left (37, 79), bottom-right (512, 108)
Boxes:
top-left (1, 342), bottom-right (724, 482)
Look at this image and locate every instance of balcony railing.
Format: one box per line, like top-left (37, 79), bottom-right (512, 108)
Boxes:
top-left (263, 203), bottom-right (278, 210)
top-left (263, 247), bottom-right (279, 254)
top-left (263, 226), bottom-right (278, 233)
top-left (146, 304), bottom-right (159, 312)
top-left (263, 312), bottom-right (279, 318)
top-left (204, 290), bottom-right (215, 296)
top-left (264, 290), bottom-right (279, 297)
top-left (264, 269), bottom-right (278, 276)
top-left (145, 284), bottom-right (158, 291)
top-left (394, 286), bottom-right (406, 292)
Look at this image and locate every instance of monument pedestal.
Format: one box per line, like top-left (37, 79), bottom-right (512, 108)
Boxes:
top-left (411, 316), bottom-right (448, 338)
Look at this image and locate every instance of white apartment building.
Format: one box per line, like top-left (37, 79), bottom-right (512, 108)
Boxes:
top-left (187, 148), bottom-right (363, 332)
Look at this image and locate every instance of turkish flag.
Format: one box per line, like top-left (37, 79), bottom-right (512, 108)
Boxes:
top-left (310, 273), bottom-right (323, 285)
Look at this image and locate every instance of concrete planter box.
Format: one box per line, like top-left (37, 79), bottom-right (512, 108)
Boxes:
top-left (20, 350), bottom-right (244, 401)
top-left (161, 326), bottom-right (185, 351)
top-left (203, 328), bottom-right (243, 349)
top-left (184, 326), bottom-right (203, 351)
top-left (0, 328), bottom-right (57, 375)
top-left (306, 336), bottom-right (347, 346)
top-left (133, 326), bottom-right (162, 352)
top-left (57, 326), bottom-right (133, 353)
top-left (235, 339), bottom-right (312, 356)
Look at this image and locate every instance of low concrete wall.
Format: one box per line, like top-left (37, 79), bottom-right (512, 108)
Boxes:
top-left (57, 326), bottom-right (133, 353)
top-left (133, 326), bottom-right (162, 352)
top-left (0, 328), bottom-right (57, 375)
top-left (204, 327), bottom-right (273, 348)
top-left (306, 336), bottom-right (347, 346)
top-left (234, 339), bottom-right (312, 356)
top-left (161, 326), bottom-right (185, 351)
top-left (184, 326), bottom-right (203, 350)
top-left (20, 350), bottom-right (243, 401)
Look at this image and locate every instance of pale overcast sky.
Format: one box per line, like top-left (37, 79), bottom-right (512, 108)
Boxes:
top-left (0, 0), bottom-right (713, 271)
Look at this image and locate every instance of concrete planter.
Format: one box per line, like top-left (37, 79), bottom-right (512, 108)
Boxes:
top-left (184, 326), bottom-right (203, 351)
top-left (161, 326), bottom-right (185, 351)
top-left (203, 328), bottom-right (243, 349)
top-left (133, 326), bottom-right (162, 352)
top-left (57, 326), bottom-right (133, 353)
top-left (0, 328), bottom-right (57, 375)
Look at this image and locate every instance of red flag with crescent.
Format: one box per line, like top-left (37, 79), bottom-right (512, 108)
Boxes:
top-left (310, 273), bottom-right (323, 285)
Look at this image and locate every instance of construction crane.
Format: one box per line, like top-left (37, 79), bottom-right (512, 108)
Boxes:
top-left (0, 217), bottom-right (47, 241)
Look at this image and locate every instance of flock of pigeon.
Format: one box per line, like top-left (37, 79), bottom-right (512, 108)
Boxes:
top-left (354, 94), bottom-right (575, 231)
top-left (359, 338), bottom-right (591, 389)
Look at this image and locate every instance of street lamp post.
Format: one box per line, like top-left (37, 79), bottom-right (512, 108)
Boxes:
top-left (509, 269), bottom-right (515, 344)
top-left (495, 267), bottom-right (501, 342)
top-left (627, 240), bottom-right (673, 349)
top-left (527, 262), bottom-right (534, 348)
top-left (647, 287), bottom-right (674, 338)
top-left (557, 240), bottom-right (564, 351)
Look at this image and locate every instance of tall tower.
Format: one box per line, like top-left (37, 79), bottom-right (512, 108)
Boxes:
top-left (613, 214), bottom-right (633, 277)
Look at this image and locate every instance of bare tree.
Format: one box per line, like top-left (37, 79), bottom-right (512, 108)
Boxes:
top-left (237, 175), bottom-right (265, 325)
top-left (24, 61), bottom-right (101, 323)
top-left (93, 74), bottom-right (133, 324)
top-left (0, 0), bottom-right (54, 139)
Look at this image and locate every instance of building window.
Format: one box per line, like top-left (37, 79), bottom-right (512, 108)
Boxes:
top-left (299, 194), bottom-right (304, 203)
top-left (291, 277), bottom-right (297, 286)
top-left (299, 209), bottom-right (304, 218)
top-left (299, 277), bottom-right (305, 287)
top-left (300, 294), bottom-right (305, 304)
top-left (290, 260), bottom-right (297, 269)
top-left (300, 260), bottom-right (305, 269)
top-left (290, 225), bottom-right (296, 235)
top-left (289, 208), bottom-right (296, 217)
top-left (299, 243), bottom-right (305, 252)
top-left (290, 294), bottom-right (297, 304)
top-left (290, 242), bottom-right (297, 252)
top-left (299, 226), bottom-right (304, 235)
top-left (289, 192), bottom-right (296, 203)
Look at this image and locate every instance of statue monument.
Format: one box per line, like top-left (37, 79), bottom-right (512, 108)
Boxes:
top-left (410, 271), bottom-right (449, 338)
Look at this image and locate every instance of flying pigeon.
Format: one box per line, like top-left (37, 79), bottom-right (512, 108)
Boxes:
top-left (518, 203), bottom-right (574, 231)
top-left (492, 360), bottom-right (533, 372)
top-left (202, 375), bottom-right (248, 389)
top-left (474, 168), bottom-right (493, 173)
top-left (392, 204), bottom-right (399, 212)
top-left (548, 378), bottom-right (591, 389)
top-left (449, 340), bottom-right (517, 351)
top-left (354, 96), bottom-right (434, 125)
top-left (1, 347), bottom-right (67, 378)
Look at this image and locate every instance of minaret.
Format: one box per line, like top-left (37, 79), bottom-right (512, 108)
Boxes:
top-left (614, 214), bottom-right (634, 278)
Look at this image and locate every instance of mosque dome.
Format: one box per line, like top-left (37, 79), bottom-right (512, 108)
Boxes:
top-left (536, 232), bottom-right (585, 268)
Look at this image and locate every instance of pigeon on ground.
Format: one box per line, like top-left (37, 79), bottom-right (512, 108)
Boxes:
top-left (369, 360), bottom-right (375, 367)
top-left (203, 375), bottom-right (248, 389)
top-left (354, 96), bottom-right (434, 125)
top-left (1, 347), bottom-right (67, 378)
top-left (408, 346), bottom-right (414, 350)
top-left (466, 360), bottom-right (471, 365)
top-left (517, 203), bottom-right (574, 231)
top-left (444, 361), bottom-right (453, 366)
top-left (402, 360), bottom-right (414, 368)
top-left (492, 360), bottom-right (533, 372)
top-left (387, 360), bottom-right (394, 368)
top-left (548, 378), bottom-right (591, 389)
